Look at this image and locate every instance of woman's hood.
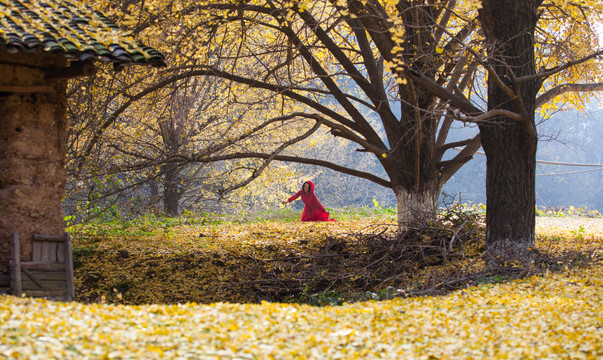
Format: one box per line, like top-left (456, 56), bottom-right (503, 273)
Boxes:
top-left (304, 181), bottom-right (315, 193)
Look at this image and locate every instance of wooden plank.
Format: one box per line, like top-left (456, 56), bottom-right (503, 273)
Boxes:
top-left (48, 242), bottom-right (59, 262)
top-left (21, 267), bottom-right (45, 289)
top-left (22, 280), bottom-right (66, 291)
top-left (32, 241), bottom-right (42, 262)
top-left (10, 233), bottom-right (22, 296)
top-left (33, 234), bottom-right (66, 243)
top-left (64, 233), bottom-right (75, 301)
top-left (22, 271), bottom-right (66, 281)
top-left (21, 262), bottom-right (65, 271)
top-left (57, 243), bottom-right (65, 262)
top-left (40, 241), bottom-right (50, 262)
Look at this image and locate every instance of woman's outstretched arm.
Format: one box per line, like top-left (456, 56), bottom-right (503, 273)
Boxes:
top-left (283, 190), bottom-right (303, 204)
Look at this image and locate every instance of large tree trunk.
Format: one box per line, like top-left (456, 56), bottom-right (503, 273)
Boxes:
top-left (387, 6), bottom-right (442, 228)
top-left (387, 107), bottom-right (440, 227)
top-left (387, 103), bottom-right (440, 226)
top-left (478, 0), bottom-right (543, 264)
top-left (393, 184), bottom-right (439, 226)
top-left (480, 121), bottom-right (537, 260)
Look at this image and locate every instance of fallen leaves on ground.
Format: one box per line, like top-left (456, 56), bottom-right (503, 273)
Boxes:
top-left (72, 218), bottom-right (416, 304)
top-left (70, 214), bottom-right (602, 306)
top-left (1, 216), bottom-right (601, 359)
top-left (1, 262), bottom-right (602, 359)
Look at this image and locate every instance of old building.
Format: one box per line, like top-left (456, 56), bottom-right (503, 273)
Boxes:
top-left (0, 0), bottom-right (164, 288)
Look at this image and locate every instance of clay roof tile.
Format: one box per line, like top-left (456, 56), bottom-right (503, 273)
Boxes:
top-left (0, 0), bottom-right (165, 67)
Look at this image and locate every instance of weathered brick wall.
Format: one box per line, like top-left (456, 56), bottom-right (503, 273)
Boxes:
top-left (0, 51), bottom-right (68, 273)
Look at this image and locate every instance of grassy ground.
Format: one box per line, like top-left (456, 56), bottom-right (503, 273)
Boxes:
top-left (0, 211), bottom-right (601, 359)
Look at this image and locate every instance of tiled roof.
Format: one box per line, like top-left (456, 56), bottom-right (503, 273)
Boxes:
top-left (0, 0), bottom-right (165, 66)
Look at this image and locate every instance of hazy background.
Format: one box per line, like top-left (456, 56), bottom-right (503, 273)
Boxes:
top-left (305, 99), bottom-right (603, 212)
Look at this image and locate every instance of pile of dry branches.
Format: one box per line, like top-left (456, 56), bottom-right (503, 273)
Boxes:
top-left (238, 211), bottom-right (602, 304)
top-left (238, 209), bottom-right (487, 303)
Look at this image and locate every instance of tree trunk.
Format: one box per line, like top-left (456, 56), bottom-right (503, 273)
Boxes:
top-left (393, 184), bottom-right (439, 226)
top-left (387, 108), bottom-right (440, 227)
top-left (479, 0), bottom-right (543, 264)
top-left (480, 121), bottom-right (537, 260)
top-left (163, 166), bottom-right (182, 217)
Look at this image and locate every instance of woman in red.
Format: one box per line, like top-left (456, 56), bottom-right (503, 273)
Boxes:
top-left (282, 181), bottom-right (335, 222)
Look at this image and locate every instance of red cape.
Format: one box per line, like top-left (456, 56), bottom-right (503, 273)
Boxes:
top-left (288, 181), bottom-right (335, 222)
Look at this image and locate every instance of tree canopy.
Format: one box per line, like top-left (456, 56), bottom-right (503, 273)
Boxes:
top-left (67, 0), bottom-right (603, 227)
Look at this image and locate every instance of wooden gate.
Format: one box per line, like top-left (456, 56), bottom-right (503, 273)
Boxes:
top-left (10, 233), bottom-right (74, 301)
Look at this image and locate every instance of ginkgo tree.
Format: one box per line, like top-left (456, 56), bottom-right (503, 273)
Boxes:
top-left (66, 64), bottom-right (313, 217)
top-left (164, 0), bottom-right (487, 226)
top-left (64, 13), bottom-right (314, 218)
top-left (66, 0), bottom-right (351, 218)
top-left (474, 0), bottom-right (602, 260)
top-left (75, 0), bottom-right (602, 242)
top-left (117, 0), bottom-right (601, 229)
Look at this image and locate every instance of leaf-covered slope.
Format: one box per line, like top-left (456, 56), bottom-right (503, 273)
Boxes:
top-left (70, 215), bottom-right (602, 305)
top-left (73, 220), bottom-right (371, 304)
top-left (1, 264), bottom-right (602, 359)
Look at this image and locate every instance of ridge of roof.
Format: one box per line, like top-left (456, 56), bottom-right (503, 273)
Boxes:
top-left (0, 0), bottom-right (166, 67)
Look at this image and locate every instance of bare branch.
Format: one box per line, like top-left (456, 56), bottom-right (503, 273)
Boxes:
top-left (293, 7), bottom-right (399, 137)
top-left (439, 134), bottom-right (481, 183)
top-left (434, 0), bottom-right (457, 44)
top-left (209, 153), bottom-right (392, 188)
top-left (217, 119), bottom-right (324, 195)
top-left (269, 5), bottom-right (387, 149)
top-left (77, 69), bottom-right (212, 171)
top-left (536, 82), bottom-right (603, 108)
top-left (434, 17), bottom-right (517, 102)
top-left (518, 49), bottom-right (603, 84)
top-left (78, 64), bottom-right (375, 172)
top-left (315, 115), bottom-right (388, 155)
top-left (436, 136), bottom-right (479, 159)
top-left (452, 108), bottom-right (526, 124)
top-left (405, 68), bottom-right (482, 116)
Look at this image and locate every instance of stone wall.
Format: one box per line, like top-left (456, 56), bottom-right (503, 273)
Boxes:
top-left (0, 51), bottom-right (68, 273)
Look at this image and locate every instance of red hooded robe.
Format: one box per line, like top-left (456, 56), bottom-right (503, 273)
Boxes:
top-left (287, 181), bottom-right (335, 222)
